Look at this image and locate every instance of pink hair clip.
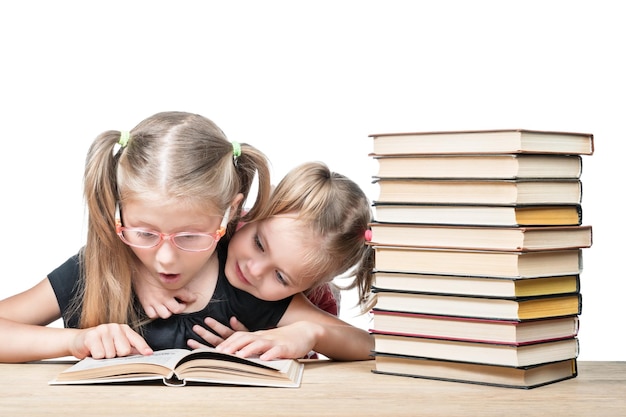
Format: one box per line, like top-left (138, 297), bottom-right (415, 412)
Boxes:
top-left (364, 229), bottom-right (372, 242)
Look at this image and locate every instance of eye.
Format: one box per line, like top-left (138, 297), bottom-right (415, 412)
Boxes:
top-left (254, 234), bottom-right (264, 252)
top-left (176, 234), bottom-right (203, 241)
top-left (274, 271), bottom-right (288, 287)
top-left (135, 230), bottom-right (158, 239)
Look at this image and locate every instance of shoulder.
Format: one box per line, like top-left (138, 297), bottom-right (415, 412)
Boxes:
top-left (47, 253), bottom-right (83, 319)
top-left (48, 253), bottom-right (81, 287)
top-left (306, 284), bottom-right (339, 316)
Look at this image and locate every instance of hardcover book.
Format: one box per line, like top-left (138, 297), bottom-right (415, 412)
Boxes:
top-left (372, 333), bottom-right (579, 367)
top-left (373, 178), bottom-right (582, 205)
top-left (372, 203), bottom-right (583, 227)
top-left (372, 154), bottom-right (583, 179)
top-left (372, 354), bottom-right (578, 389)
top-left (368, 224), bottom-right (592, 252)
top-left (372, 290), bottom-right (582, 321)
top-left (369, 129), bottom-right (594, 156)
top-left (370, 311), bottom-right (579, 345)
top-left (371, 246), bottom-right (582, 278)
top-left (372, 271), bottom-right (580, 299)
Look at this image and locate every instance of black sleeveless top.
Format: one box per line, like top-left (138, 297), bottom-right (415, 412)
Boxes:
top-left (48, 240), bottom-right (293, 350)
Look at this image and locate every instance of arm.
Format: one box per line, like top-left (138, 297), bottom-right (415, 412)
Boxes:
top-left (0, 278), bottom-right (152, 363)
top-left (212, 293), bottom-right (374, 361)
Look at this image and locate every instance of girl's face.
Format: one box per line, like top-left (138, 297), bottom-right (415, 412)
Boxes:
top-left (225, 215), bottom-right (319, 301)
top-left (120, 198), bottom-right (225, 291)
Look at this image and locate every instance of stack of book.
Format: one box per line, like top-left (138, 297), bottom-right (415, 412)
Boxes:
top-left (367, 129), bottom-right (594, 389)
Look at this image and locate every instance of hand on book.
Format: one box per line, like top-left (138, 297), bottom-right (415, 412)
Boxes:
top-left (71, 323), bottom-right (153, 360)
top-left (213, 321), bottom-right (319, 361)
top-left (188, 316), bottom-right (250, 349)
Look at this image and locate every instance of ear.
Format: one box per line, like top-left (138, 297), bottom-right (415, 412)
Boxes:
top-left (230, 193), bottom-right (245, 220)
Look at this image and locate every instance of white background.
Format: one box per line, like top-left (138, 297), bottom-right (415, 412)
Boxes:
top-left (0, 1), bottom-right (622, 360)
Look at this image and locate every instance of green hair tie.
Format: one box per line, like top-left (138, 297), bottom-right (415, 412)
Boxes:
top-left (232, 141), bottom-right (241, 158)
top-left (118, 131), bottom-right (131, 147)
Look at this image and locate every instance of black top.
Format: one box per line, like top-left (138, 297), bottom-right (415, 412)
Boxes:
top-left (48, 240), bottom-right (293, 350)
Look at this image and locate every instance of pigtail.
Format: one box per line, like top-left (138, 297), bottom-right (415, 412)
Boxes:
top-left (79, 130), bottom-right (139, 328)
top-left (224, 142), bottom-right (272, 238)
top-left (341, 244), bottom-right (377, 313)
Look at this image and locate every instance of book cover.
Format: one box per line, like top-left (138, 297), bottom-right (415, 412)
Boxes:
top-left (372, 354), bottom-right (578, 389)
top-left (49, 348), bottom-right (304, 387)
top-left (372, 203), bottom-right (583, 227)
top-left (369, 129), bottom-right (594, 156)
top-left (368, 224), bottom-right (592, 252)
top-left (370, 311), bottom-right (580, 345)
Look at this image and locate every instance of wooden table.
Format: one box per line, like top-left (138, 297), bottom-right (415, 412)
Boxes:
top-left (0, 360), bottom-right (624, 416)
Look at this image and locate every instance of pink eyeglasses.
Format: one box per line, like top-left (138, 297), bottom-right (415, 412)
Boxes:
top-left (115, 204), bottom-right (230, 252)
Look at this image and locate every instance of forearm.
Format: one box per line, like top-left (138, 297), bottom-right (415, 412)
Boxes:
top-left (0, 318), bottom-right (78, 363)
top-left (310, 322), bottom-right (374, 361)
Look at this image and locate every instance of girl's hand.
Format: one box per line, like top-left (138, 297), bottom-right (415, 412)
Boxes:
top-left (214, 322), bottom-right (321, 361)
top-left (133, 279), bottom-right (197, 319)
top-left (188, 317), bottom-right (249, 349)
top-left (71, 323), bottom-right (153, 359)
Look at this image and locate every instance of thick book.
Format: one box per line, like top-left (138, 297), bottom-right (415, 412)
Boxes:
top-left (49, 348), bottom-right (304, 387)
top-left (372, 154), bottom-right (583, 179)
top-left (374, 178), bottom-right (582, 205)
top-left (372, 203), bottom-right (583, 227)
top-left (372, 289), bottom-right (582, 321)
top-left (372, 354), bottom-right (578, 389)
top-left (370, 310), bottom-right (579, 345)
top-left (372, 246), bottom-right (582, 277)
top-left (369, 129), bottom-right (594, 156)
top-left (373, 271), bottom-right (580, 298)
top-left (372, 333), bottom-right (579, 367)
top-left (368, 224), bottom-right (592, 252)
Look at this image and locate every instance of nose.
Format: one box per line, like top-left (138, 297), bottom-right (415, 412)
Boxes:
top-left (155, 238), bottom-right (178, 266)
top-left (246, 256), bottom-right (271, 282)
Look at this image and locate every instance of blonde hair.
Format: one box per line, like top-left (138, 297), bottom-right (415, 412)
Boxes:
top-left (252, 161), bottom-right (375, 312)
top-left (75, 111), bottom-right (271, 329)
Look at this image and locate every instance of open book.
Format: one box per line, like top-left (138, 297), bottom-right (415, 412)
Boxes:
top-left (49, 347), bottom-right (304, 388)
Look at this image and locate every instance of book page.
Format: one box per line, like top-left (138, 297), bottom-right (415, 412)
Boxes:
top-left (60, 348), bottom-right (190, 373)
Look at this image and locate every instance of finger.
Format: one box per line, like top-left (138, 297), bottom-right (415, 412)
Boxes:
top-left (259, 346), bottom-right (287, 361)
top-left (110, 332), bottom-right (134, 357)
top-left (81, 332), bottom-right (106, 359)
top-left (154, 303), bottom-right (174, 319)
top-left (122, 326), bottom-right (153, 356)
top-left (215, 332), bottom-right (257, 355)
top-left (98, 325), bottom-right (120, 359)
top-left (173, 287), bottom-right (198, 304)
top-left (187, 339), bottom-right (210, 350)
top-left (204, 317), bottom-right (235, 339)
top-left (234, 339), bottom-right (273, 358)
top-left (193, 324), bottom-right (223, 347)
top-left (229, 316), bottom-right (250, 332)
top-left (213, 337), bottom-right (238, 354)
top-left (165, 299), bottom-right (186, 315)
top-left (144, 305), bottom-right (158, 319)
